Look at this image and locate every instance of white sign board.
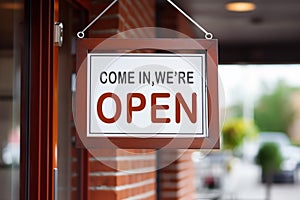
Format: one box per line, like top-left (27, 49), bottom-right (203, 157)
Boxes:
top-left (87, 53), bottom-right (208, 138)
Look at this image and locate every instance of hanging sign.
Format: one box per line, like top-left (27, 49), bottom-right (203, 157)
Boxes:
top-left (88, 53), bottom-right (207, 137)
top-left (76, 38), bottom-right (219, 149)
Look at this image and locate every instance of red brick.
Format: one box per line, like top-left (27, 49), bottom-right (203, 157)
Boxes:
top-left (89, 190), bottom-right (117, 200)
top-left (89, 160), bottom-right (117, 172)
top-left (89, 176), bottom-right (117, 187)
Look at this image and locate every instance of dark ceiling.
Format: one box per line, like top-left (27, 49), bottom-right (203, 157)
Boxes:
top-left (158, 0), bottom-right (300, 63)
top-left (1, 1), bottom-right (300, 63)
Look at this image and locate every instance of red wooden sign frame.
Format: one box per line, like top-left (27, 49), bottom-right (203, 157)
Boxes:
top-left (76, 38), bottom-right (219, 149)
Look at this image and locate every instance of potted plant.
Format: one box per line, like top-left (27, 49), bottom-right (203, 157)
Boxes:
top-left (255, 142), bottom-right (283, 200)
top-left (222, 118), bottom-right (258, 152)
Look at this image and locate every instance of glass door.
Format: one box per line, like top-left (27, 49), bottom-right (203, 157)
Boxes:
top-left (0, 1), bottom-right (23, 199)
top-left (57, 1), bottom-right (87, 199)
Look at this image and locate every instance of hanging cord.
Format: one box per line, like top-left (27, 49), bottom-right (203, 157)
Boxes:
top-left (77, 0), bottom-right (213, 39)
top-left (77, 0), bottom-right (118, 38)
top-left (166, 0), bottom-right (213, 39)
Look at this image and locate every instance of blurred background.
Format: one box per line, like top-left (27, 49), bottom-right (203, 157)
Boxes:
top-left (0, 0), bottom-right (300, 199)
top-left (192, 65), bottom-right (300, 200)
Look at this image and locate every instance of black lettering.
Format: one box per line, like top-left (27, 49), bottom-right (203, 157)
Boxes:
top-left (109, 72), bottom-right (117, 84)
top-left (155, 71), bottom-right (166, 84)
top-left (178, 72), bottom-right (186, 84)
top-left (100, 72), bottom-right (107, 84)
top-left (166, 71), bottom-right (173, 84)
top-left (187, 71), bottom-right (194, 84)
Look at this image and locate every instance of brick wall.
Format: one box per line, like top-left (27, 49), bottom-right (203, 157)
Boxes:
top-left (85, 1), bottom-right (156, 200)
top-left (159, 150), bottom-right (196, 200)
top-left (89, 0), bottom-right (155, 38)
top-left (88, 149), bottom-right (156, 200)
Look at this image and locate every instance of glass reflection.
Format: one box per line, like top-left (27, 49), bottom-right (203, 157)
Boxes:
top-left (0, 0), bottom-right (23, 199)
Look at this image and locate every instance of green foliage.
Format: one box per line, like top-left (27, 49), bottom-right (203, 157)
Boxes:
top-left (222, 118), bottom-right (258, 150)
top-left (255, 142), bottom-right (283, 174)
top-left (254, 80), bottom-right (296, 133)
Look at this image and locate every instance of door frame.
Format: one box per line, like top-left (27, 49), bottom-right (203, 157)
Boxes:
top-left (21, 0), bottom-right (56, 199)
top-left (21, 0), bottom-right (90, 199)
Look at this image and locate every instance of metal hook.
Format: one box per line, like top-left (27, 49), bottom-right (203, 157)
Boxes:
top-left (77, 31), bottom-right (85, 39)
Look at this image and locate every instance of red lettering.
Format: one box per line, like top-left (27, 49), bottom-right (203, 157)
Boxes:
top-left (127, 93), bottom-right (146, 123)
top-left (151, 93), bottom-right (171, 123)
top-left (97, 93), bottom-right (121, 123)
top-left (97, 92), bottom-right (197, 124)
top-left (175, 93), bottom-right (197, 123)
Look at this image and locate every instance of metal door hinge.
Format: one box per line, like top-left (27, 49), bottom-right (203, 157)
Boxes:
top-left (54, 22), bottom-right (63, 47)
